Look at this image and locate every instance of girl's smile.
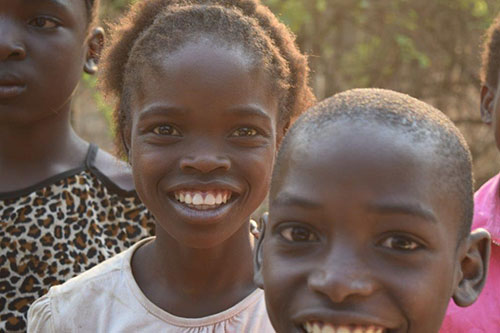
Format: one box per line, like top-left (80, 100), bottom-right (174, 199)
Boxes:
top-left (167, 184), bottom-right (241, 224)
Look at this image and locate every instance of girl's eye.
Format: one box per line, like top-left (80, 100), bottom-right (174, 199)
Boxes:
top-left (381, 236), bottom-right (420, 251)
top-left (231, 127), bottom-right (258, 137)
top-left (29, 17), bottom-right (59, 29)
top-left (280, 226), bottom-right (318, 242)
top-left (152, 125), bottom-right (181, 136)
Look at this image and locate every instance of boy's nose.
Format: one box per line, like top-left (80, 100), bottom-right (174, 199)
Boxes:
top-left (180, 152), bottom-right (231, 174)
top-left (307, 252), bottom-right (378, 303)
top-left (0, 20), bottom-right (26, 61)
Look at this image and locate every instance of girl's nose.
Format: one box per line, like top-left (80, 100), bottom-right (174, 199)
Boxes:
top-left (307, 252), bottom-right (378, 303)
top-left (0, 20), bottom-right (26, 61)
top-left (180, 153), bottom-right (231, 174)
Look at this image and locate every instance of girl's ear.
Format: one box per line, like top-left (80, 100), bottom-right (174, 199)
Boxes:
top-left (452, 228), bottom-right (491, 307)
top-left (121, 125), bottom-right (132, 163)
top-left (84, 27), bottom-right (105, 75)
top-left (480, 85), bottom-right (495, 124)
top-left (253, 212), bottom-right (269, 289)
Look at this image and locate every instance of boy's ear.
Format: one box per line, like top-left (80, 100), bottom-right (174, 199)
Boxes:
top-left (253, 212), bottom-right (268, 289)
top-left (452, 228), bottom-right (491, 307)
top-left (480, 85), bottom-right (495, 124)
top-left (84, 27), bottom-right (105, 75)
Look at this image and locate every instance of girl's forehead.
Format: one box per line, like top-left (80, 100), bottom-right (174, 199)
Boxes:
top-left (130, 42), bottom-right (277, 110)
top-left (153, 38), bottom-right (256, 71)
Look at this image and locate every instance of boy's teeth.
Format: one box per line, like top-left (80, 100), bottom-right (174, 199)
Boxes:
top-left (173, 190), bottom-right (232, 208)
top-left (302, 322), bottom-right (385, 333)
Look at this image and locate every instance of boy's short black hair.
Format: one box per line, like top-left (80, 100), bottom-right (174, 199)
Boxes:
top-left (100, 0), bottom-right (315, 158)
top-left (273, 88), bottom-right (474, 239)
top-left (481, 13), bottom-right (500, 88)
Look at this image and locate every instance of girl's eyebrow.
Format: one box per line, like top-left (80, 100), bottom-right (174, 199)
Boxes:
top-left (225, 105), bottom-right (272, 121)
top-left (137, 105), bottom-right (185, 121)
top-left (138, 104), bottom-right (272, 122)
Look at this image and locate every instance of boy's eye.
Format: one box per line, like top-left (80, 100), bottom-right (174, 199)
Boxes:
top-left (280, 226), bottom-right (318, 242)
top-left (29, 17), bottom-right (60, 29)
top-left (152, 125), bottom-right (181, 136)
top-left (231, 127), bottom-right (258, 137)
top-left (381, 236), bottom-right (420, 251)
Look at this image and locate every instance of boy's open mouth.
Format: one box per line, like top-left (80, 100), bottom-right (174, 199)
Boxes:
top-left (172, 189), bottom-right (235, 210)
top-left (301, 321), bottom-right (387, 333)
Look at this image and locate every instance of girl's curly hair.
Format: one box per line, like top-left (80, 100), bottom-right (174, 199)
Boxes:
top-left (99, 0), bottom-right (315, 157)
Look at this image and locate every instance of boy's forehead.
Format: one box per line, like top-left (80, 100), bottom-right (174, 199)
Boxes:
top-left (271, 122), bottom-right (462, 229)
top-left (275, 123), bottom-right (427, 189)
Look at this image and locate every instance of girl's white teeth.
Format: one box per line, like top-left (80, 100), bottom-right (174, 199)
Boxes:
top-left (215, 193), bottom-right (222, 204)
top-left (205, 193), bottom-right (216, 205)
top-left (174, 190), bottom-right (232, 208)
top-left (302, 322), bottom-right (385, 333)
top-left (193, 193), bottom-right (203, 205)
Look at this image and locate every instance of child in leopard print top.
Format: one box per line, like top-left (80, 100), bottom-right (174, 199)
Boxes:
top-left (0, 1), bottom-right (154, 331)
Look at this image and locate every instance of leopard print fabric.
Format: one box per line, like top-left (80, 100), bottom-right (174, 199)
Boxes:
top-left (0, 145), bottom-right (155, 332)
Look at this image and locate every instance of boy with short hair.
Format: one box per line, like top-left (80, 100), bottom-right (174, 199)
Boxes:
top-left (255, 88), bottom-right (491, 333)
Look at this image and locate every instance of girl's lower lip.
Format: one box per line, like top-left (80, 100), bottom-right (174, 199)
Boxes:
top-left (0, 85), bottom-right (26, 99)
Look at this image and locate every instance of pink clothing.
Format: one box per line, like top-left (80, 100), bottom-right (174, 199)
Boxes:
top-left (441, 174), bottom-right (500, 332)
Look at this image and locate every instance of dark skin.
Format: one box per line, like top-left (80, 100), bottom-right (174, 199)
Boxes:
top-left (480, 71), bottom-right (500, 152)
top-left (128, 40), bottom-right (280, 317)
top-left (255, 123), bottom-right (490, 333)
top-left (0, 0), bottom-right (133, 193)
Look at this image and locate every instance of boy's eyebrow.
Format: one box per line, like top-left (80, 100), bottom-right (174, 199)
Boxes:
top-left (271, 193), bottom-right (322, 209)
top-left (367, 201), bottom-right (437, 223)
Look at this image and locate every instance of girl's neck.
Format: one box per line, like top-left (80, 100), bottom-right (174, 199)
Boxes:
top-left (0, 109), bottom-right (89, 192)
top-left (132, 222), bottom-right (257, 318)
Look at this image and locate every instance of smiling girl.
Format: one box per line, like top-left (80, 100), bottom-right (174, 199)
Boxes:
top-left (0, 0), bottom-right (154, 331)
top-left (27, 0), bottom-right (314, 331)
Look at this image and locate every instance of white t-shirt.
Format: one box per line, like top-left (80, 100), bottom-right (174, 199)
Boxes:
top-left (27, 237), bottom-right (274, 332)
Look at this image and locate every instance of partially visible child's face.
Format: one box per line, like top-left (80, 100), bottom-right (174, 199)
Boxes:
top-left (481, 71), bottom-right (500, 150)
top-left (259, 123), bottom-right (468, 333)
top-left (128, 40), bottom-right (279, 248)
top-left (0, 0), bottom-right (100, 123)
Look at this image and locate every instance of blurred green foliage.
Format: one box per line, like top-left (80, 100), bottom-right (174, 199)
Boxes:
top-left (87, 0), bottom-right (500, 184)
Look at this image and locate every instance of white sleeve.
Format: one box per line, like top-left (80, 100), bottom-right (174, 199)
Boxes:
top-left (27, 294), bottom-right (55, 333)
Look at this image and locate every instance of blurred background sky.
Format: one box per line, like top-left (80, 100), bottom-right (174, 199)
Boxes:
top-left (73, 0), bottom-right (500, 187)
